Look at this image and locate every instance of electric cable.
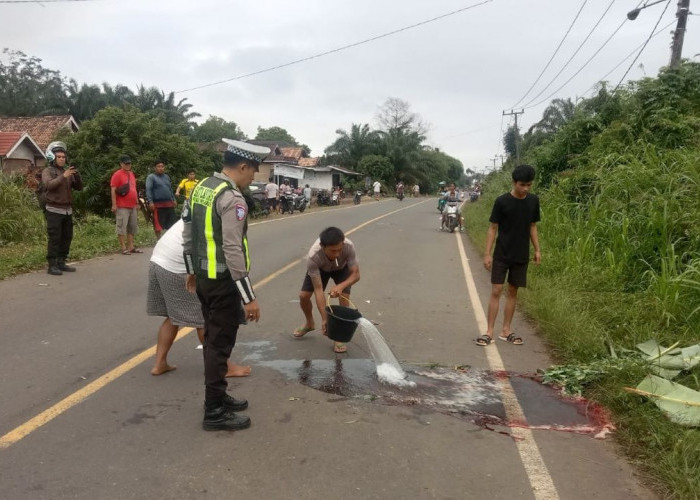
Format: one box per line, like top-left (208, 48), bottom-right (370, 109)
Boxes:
top-left (174, 0), bottom-right (494, 94)
top-left (508, 0), bottom-right (590, 109)
top-left (521, 0), bottom-right (617, 108)
top-left (612, 0), bottom-right (672, 93)
top-left (524, 13), bottom-right (631, 109)
top-left (581, 20), bottom-right (674, 97)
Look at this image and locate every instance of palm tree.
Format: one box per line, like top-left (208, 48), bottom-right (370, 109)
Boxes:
top-left (324, 123), bottom-right (380, 168)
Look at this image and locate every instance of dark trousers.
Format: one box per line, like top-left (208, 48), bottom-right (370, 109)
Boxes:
top-left (45, 211), bottom-right (73, 261)
top-left (196, 277), bottom-right (243, 403)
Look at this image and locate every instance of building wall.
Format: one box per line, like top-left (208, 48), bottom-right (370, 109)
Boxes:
top-left (303, 171), bottom-right (333, 191)
top-left (254, 163), bottom-right (273, 183)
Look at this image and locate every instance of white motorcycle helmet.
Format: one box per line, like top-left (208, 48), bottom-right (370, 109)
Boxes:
top-left (45, 141), bottom-right (67, 163)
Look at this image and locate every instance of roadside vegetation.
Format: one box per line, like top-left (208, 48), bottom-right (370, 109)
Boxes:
top-left (466, 62), bottom-right (700, 498)
top-left (0, 174), bottom-right (156, 279)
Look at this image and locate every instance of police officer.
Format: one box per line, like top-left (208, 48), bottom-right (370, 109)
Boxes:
top-left (183, 138), bottom-right (270, 431)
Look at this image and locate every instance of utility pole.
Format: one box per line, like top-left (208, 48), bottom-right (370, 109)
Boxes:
top-left (502, 109), bottom-right (524, 164)
top-left (495, 154), bottom-right (506, 167)
top-left (490, 157), bottom-right (497, 170)
top-left (670, 0), bottom-right (691, 69)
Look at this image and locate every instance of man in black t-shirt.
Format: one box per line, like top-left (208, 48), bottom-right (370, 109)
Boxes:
top-left (476, 165), bottom-right (541, 347)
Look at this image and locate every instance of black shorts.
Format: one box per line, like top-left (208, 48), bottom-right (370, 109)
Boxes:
top-left (266, 198), bottom-right (278, 209)
top-left (491, 259), bottom-right (529, 288)
top-left (301, 266), bottom-right (352, 294)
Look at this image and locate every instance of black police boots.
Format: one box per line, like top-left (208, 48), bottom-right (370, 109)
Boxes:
top-left (47, 259), bottom-right (62, 276)
top-left (58, 260), bottom-right (76, 272)
top-left (203, 399), bottom-right (250, 432)
top-left (222, 393), bottom-right (248, 412)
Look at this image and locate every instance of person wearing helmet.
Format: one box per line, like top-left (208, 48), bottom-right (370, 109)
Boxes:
top-left (41, 141), bottom-right (83, 275)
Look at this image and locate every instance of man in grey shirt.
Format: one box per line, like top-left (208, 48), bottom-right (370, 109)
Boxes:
top-left (292, 227), bottom-right (360, 353)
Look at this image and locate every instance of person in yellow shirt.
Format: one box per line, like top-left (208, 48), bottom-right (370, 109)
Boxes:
top-left (176, 170), bottom-right (199, 200)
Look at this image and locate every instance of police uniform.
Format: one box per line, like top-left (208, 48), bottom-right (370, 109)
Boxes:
top-left (182, 139), bottom-right (269, 430)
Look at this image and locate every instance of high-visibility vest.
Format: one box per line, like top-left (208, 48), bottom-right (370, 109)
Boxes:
top-left (189, 176), bottom-right (250, 279)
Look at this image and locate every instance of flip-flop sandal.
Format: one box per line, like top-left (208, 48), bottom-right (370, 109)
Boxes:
top-left (293, 326), bottom-right (314, 338)
top-left (130, 248), bottom-right (144, 254)
top-left (121, 250), bottom-right (132, 255)
top-left (475, 335), bottom-right (493, 346)
top-left (498, 333), bottom-right (523, 345)
top-left (333, 342), bottom-right (347, 353)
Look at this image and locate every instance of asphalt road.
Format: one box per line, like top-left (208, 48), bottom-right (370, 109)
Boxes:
top-left (0, 197), bottom-right (655, 499)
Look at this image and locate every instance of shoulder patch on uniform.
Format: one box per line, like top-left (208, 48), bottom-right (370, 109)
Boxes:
top-left (235, 204), bottom-right (247, 221)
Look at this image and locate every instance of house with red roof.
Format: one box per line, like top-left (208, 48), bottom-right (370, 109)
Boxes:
top-left (0, 115), bottom-right (79, 153)
top-left (0, 132), bottom-right (45, 174)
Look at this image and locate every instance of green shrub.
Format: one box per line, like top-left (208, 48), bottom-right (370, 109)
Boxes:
top-left (0, 174), bottom-right (44, 245)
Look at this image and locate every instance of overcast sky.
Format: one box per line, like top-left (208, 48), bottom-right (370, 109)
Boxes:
top-left (2, 0), bottom-right (698, 172)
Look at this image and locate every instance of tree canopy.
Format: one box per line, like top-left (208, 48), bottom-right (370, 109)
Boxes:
top-left (65, 106), bottom-right (215, 214)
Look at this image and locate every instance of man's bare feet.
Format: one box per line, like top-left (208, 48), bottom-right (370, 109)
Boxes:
top-left (151, 364), bottom-right (176, 376)
top-left (226, 363), bottom-right (252, 377)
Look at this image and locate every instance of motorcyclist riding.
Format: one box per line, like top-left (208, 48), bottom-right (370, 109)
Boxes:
top-left (440, 182), bottom-right (463, 232)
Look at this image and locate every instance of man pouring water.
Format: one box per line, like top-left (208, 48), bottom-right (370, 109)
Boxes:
top-left (293, 227), bottom-right (360, 353)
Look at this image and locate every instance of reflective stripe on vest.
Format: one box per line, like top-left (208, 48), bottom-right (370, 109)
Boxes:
top-left (191, 180), bottom-right (230, 279)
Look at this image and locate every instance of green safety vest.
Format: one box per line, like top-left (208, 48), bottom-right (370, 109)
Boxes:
top-left (190, 176), bottom-right (250, 279)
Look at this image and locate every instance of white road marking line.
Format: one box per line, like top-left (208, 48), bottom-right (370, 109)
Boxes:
top-left (455, 233), bottom-right (559, 500)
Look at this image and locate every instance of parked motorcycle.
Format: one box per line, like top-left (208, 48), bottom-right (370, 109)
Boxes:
top-left (331, 190), bottom-right (340, 206)
top-left (280, 193), bottom-right (295, 214)
top-left (443, 201), bottom-right (460, 233)
top-left (292, 193), bottom-right (307, 212)
top-left (353, 190), bottom-right (363, 205)
top-left (317, 190), bottom-right (331, 206)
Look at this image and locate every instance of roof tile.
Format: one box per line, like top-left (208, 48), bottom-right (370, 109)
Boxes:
top-left (0, 115), bottom-right (78, 151)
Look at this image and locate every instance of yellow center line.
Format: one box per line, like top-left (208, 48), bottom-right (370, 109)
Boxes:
top-left (0, 199), bottom-right (427, 450)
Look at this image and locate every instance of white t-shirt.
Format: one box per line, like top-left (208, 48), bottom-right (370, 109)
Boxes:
top-left (373, 181), bottom-right (381, 193)
top-left (150, 218), bottom-right (187, 274)
top-left (265, 182), bottom-right (278, 199)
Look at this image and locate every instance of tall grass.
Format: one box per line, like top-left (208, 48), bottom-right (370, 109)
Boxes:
top-left (0, 174), bottom-right (44, 244)
top-left (465, 151), bottom-right (700, 496)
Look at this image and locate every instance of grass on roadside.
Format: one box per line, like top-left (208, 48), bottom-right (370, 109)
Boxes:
top-left (463, 194), bottom-right (700, 499)
top-left (0, 213), bottom-right (156, 280)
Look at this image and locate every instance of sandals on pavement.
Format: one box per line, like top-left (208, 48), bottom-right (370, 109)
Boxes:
top-left (333, 342), bottom-right (347, 353)
top-left (475, 335), bottom-right (493, 346)
top-left (121, 249), bottom-right (131, 255)
top-left (293, 326), bottom-right (314, 338)
top-left (498, 333), bottom-right (523, 345)
top-left (129, 248), bottom-right (144, 254)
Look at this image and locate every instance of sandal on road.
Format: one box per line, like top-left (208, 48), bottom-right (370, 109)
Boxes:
top-left (129, 248), bottom-right (144, 254)
top-left (293, 326), bottom-right (314, 338)
top-left (475, 335), bottom-right (493, 346)
top-left (333, 342), bottom-right (347, 353)
top-left (121, 249), bottom-right (132, 255)
top-left (498, 333), bottom-right (523, 345)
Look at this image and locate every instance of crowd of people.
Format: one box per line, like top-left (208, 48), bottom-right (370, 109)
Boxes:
top-left (35, 139), bottom-right (540, 433)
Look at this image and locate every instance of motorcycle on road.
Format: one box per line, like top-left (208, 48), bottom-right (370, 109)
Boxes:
top-left (442, 201), bottom-right (460, 233)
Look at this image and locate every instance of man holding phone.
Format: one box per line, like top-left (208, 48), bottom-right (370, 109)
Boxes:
top-left (41, 141), bottom-right (83, 275)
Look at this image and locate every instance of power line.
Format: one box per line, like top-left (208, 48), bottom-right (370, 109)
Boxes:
top-left (524, 12), bottom-right (631, 109)
top-left (581, 20), bottom-right (675, 97)
top-left (613, 0), bottom-right (673, 92)
top-left (521, 0), bottom-right (617, 108)
top-left (508, 0), bottom-right (590, 109)
top-left (174, 0), bottom-right (494, 94)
